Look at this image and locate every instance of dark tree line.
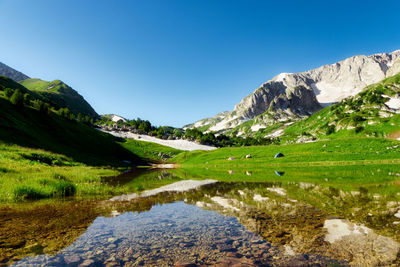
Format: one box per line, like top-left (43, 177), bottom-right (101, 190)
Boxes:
top-left (184, 128), bottom-right (279, 147)
top-left (2, 87), bottom-right (94, 125)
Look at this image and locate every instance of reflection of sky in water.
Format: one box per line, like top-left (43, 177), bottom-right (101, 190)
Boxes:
top-left (14, 202), bottom-right (267, 266)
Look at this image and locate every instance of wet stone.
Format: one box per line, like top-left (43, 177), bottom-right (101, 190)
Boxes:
top-left (64, 255), bottom-right (81, 264)
top-left (174, 262), bottom-right (197, 267)
top-left (79, 259), bottom-right (95, 267)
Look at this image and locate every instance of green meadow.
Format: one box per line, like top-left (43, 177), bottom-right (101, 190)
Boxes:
top-left (172, 138), bottom-right (400, 167)
top-left (2, 136), bottom-right (399, 202)
top-left (0, 143), bottom-right (180, 202)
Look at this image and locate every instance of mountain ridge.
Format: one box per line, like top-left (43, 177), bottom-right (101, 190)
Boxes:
top-left (0, 62), bottom-right (30, 81)
top-left (188, 50), bottom-right (400, 134)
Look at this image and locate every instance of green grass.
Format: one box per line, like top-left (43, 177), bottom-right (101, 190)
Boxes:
top-left (172, 138), bottom-right (400, 167)
top-left (119, 139), bottom-right (182, 163)
top-left (0, 143), bottom-right (185, 202)
top-left (19, 78), bottom-right (51, 91)
top-left (0, 144), bottom-right (119, 201)
top-left (20, 78), bottom-right (98, 117)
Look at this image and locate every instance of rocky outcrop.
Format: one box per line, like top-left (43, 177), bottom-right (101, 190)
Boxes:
top-left (235, 78), bottom-right (321, 119)
top-left (190, 50), bottom-right (400, 133)
top-left (0, 62), bottom-right (29, 81)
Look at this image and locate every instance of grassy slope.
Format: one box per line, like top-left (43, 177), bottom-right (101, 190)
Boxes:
top-left (0, 97), bottom-right (143, 166)
top-left (173, 138), bottom-right (400, 167)
top-left (20, 78), bottom-right (98, 117)
top-left (0, 144), bottom-right (119, 201)
top-left (282, 73), bottom-right (400, 140)
top-left (0, 76), bottom-right (40, 100)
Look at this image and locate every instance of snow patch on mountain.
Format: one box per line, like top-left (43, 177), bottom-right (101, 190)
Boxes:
top-left (386, 97), bottom-right (400, 110)
top-left (110, 115), bottom-right (127, 123)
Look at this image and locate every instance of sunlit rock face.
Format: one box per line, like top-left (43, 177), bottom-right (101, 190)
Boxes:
top-left (189, 50), bottom-right (400, 132)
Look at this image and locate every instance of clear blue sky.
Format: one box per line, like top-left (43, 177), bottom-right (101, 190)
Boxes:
top-left (1, 0), bottom-right (399, 127)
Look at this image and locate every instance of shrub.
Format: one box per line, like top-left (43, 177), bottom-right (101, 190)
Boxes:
top-left (351, 114), bottom-right (366, 123)
top-left (4, 88), bottom-right (13, 99)
top-left (355, 126), bottom-right (364, 133)
top-left (22, 153), bottom-right (68, 166)
top-left (33, 100), bottom-right (50, 114)
top-left (325, 125), bottom-right (335, 135)
top-left (10, 89), bottom-right (24, 107)
top-left (53, 180), bottom-right (76, 197)
top-left (77, 113), bottom-right (83, 122)
top-left (23, 93), bottom-right (31, 106)
top-left (13, 185), bottom-right (46, 200)
top-left (53, 174), bottom-right (69, 181)
top-left (39, 178), bottom-right (76, 197)
top-left (136, 184), bottom-right (144, 191)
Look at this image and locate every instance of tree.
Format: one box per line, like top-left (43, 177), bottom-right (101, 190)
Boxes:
top-left (184, 128), bottom-right (203, 141)
top-left (156, 127), bottom-right (165, 137)
top-left (84, 115), bottom-right (92, 125)
top-left (173, 128), bottom-right (183, 138)
top-left (33, 100), bottom-right (50, 114)
top-left (23, 93), bottom-right (31, 106)
top-left (10, 89), bottom-right (24, 107)
top-left (77, 113), bottom-right (83, 122)
top-left (138, 120), bottom-right (152, 133)
top-left (4, 88), bottom-right (13, 99)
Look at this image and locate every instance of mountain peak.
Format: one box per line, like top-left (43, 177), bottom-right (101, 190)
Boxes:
top-left (188, 49), bottom-right (400, 134)
top-left (0, 62), bottom-right (30, 81)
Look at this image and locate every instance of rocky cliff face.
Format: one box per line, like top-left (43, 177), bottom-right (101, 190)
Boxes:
top-left (192, 50), bottom-right (400, 133)
top-left (0, 62), bottom-right (29, 81)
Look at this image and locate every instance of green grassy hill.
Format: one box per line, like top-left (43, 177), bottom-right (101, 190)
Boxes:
top-left (0, 97), bottom-right (142, 166)
top-left (20, 78), bottom-right (98, 118)
top-left (0, 78), bottom-right (142, 166)
top-left (0, 76), bottom-right (38, 97)
top-left (282, 73), bottom-right (400, 141)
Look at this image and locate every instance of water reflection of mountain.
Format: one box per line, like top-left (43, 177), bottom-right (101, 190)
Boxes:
top-left (187, 182), bottom-right (400, 266)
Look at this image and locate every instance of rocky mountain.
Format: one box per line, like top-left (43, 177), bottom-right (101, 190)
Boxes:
top-left (0, 62), bottom-right (29, 81)
top-left (20, 78), bottom-right (98, 118)
top-left (189, 50), bottom-right (400, 134)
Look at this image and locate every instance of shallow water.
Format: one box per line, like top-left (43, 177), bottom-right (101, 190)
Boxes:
top-left (2, 168), bottom-right (400, 266)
